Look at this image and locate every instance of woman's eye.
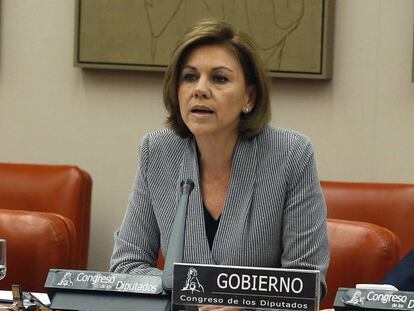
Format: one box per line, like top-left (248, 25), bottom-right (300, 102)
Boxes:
top-left (213, 75), bottom-right (229, 84)
top-left (182, 73), bottom-right (198, 82)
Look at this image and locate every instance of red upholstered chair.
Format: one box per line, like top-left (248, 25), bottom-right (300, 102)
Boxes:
top-left (321, 181), bottom-right (414, 259)
top-left (0, 163), bottom-right (92, 290)
top-left (0, 209), bottom-right (76, 292)
top-left (321, 219), bottom-right (400, 309)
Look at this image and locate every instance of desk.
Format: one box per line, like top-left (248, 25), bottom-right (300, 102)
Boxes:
top-left (0, 289), bottom-right (50, 311)
top-left (0, 305), bottom-right (50, 311)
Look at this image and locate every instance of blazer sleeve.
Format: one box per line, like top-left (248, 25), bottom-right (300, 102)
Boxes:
top-left (281, 134), bottom-right (330, 298)
top-left (110, 133), bottom-right (162, 276)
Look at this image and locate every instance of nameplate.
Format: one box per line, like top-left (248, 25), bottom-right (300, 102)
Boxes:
top-left (172, 263), bottom-right (320, 311)
top-left (334, 287), bottom-right (414, 311)
top-left (44, 269), bottom-right (164, 295)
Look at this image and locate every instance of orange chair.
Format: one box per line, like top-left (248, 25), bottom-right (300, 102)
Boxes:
top-left (0, 209), bottom-right (76, 291)
top-left (321, 181), bottom-right (414, 258)
top-left (0, 163), bottom-right (92, 269)
top-left (321, 219), bottom-right (400, 309)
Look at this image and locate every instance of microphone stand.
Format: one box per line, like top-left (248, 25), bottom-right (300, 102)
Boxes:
top-left (162, 179), bottom-right (195, 292)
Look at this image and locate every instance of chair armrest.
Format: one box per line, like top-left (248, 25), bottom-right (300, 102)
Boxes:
top-left (0, 209), bottom-right (77, 292)
top-left (321, 218), bottom-right (400, 309)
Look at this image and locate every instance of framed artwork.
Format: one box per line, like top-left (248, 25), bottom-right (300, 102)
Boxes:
top-left (75, 0), bottom-right (335, 79)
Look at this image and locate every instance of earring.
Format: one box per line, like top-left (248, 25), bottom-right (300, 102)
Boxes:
top-left (243, 107), bottom-right (250, 114)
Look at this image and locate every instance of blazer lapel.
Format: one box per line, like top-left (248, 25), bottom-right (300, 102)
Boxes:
top-left (179, 138), bottom-right (215, 265)
top-left (212, 137), bottom-right (258, 263)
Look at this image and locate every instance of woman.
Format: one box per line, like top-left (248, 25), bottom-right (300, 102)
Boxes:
top-left (110, 19), bottom-right (329, 301)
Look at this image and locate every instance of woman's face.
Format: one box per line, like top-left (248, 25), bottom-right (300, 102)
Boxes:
top-left (178, 44), bottom-right (255, 141)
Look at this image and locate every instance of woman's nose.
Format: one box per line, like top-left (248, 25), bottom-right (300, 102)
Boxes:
top-left (192, 77), bottom-right (210, 99)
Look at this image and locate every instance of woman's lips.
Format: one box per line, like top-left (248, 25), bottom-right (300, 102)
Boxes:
top-left (191, 106), bottom-right (214, 116)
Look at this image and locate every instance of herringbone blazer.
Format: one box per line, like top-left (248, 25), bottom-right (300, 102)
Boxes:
top-left (110, 127), bottom-right (329, 296)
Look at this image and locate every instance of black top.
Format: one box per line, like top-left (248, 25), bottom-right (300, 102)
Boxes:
top-left (380, 248), bottom-right (414, 291)
top-left (203, 205), bottom-right (221, 250)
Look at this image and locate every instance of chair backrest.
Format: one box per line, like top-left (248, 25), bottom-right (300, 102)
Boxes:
top-left (321, 181), bottom-right (414, 258)
top-left (0, 163), bottom-right (92, 268)
top-left (321, 219), bottom-right (400, 309)
top-left (0, 209), bottom-right (77, 292)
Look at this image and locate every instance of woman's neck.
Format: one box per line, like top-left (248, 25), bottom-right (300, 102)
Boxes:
top-left (196, 133), bottom-right (238, 176)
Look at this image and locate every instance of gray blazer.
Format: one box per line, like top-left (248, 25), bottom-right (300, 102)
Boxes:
top-left (110, 127), bottom-right (329, 297)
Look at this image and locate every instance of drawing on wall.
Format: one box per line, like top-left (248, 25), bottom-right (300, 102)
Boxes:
top-left (75, 0), bottom-right (334, 79)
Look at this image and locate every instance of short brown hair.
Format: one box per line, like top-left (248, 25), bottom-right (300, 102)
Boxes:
top-left (163, 18), bottom-right (270, 139)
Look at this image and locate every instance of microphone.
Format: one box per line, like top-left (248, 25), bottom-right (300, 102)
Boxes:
top-left (162, 179), bottom-right (195, 291)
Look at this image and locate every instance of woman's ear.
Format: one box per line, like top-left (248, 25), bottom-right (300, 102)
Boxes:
top-left (246, 86), bottom-right (257, 111)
